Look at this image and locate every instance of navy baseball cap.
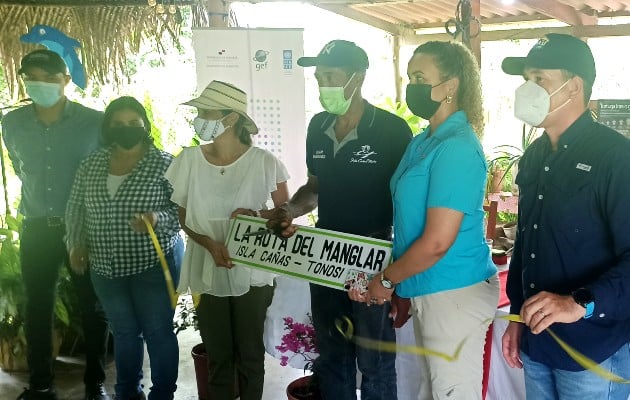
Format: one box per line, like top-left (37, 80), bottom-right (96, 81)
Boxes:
top-left (18, 49), bottom-right (67, 75)
top-left (298, 40), bottom-right (369, 71)
top-left (502, 33), bottom-right (596, 85)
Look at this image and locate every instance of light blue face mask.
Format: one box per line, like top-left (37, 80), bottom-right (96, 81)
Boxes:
top-left (24, 81), bottom-right (63, 108)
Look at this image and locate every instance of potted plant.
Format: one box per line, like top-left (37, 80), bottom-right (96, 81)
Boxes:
top-left (172, 296), bottom-right (207, 399)
top-left (0, 214), bottom-right (70, 371)
top-left (487, 123), bottom-right (540, 195)
top-left (276, 314), bottom-right (321, 400)
top-left (173, 295), bottom-right (240, 400)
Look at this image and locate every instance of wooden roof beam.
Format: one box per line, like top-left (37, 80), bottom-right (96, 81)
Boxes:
top-left (517, 0), bottom-right (597, 26)
top-left (403, 23), bottom-right (630, 44)
top-left (315, 4), bottom-right (404, 34)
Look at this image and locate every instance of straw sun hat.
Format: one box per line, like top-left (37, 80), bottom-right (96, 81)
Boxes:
top-left (183, 80), bottom-right (258, 134)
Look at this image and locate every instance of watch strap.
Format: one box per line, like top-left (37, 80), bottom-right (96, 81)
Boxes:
top-left (584, 302), bottom-right (594, 319)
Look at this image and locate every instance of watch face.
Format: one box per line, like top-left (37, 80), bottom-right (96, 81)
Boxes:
top-left (381, 278), bottom-right (393, 289)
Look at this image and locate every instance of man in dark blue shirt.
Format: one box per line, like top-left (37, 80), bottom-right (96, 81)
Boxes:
top-left (501, 34), bottom-right (630, 399)
top-left (266, 40), bottom-right (411, 400)
top-left (1, 50), bottom-right (109, 400)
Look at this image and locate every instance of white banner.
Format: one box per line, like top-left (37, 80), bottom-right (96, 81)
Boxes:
top-left (191, 28), bottom-right (307, 194)
top-left (225, 216), bottom-right (393, 290)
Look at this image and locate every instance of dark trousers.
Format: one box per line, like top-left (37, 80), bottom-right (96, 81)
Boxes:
top-left (20, 220), bottom-right (109, 390)
top-left (310, 284), bottom-right (397, 400)
top-left (196, 285), bottom-right (274, 400)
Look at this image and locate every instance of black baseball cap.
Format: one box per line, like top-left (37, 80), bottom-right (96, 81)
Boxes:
top-left (298, 40), bottom-right (369, 71)
top-left (502, 33), bottom-right (596, 85)
top-left (18, 49), bottom-right (68, 75)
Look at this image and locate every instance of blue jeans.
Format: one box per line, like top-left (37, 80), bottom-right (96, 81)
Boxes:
top-left (521, 344), bottom-right (630, 400)
top-left (310, 284), bottom-right (397, 400)
top-left (91, 237), bottom-right (184, 400)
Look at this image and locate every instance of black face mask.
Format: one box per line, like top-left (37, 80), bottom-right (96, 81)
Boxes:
top-left (105, 126), bottom-right (147, 150)
top-left (405, 83), bottom-right (443, 120)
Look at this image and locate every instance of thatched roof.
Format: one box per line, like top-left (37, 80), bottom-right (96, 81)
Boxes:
top-left (0, 0), bottom-right (209, 97)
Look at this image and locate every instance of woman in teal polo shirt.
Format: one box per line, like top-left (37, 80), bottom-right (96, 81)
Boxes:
top-left (352, 41), bottom-right (499, 399)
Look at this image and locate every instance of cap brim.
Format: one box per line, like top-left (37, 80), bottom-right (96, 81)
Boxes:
top-left (17, 62), bottom-right (63, 75)
top-left (297, 56), bottom-right (319, 67)
top-left (501, 57), bottom-right (526, 76)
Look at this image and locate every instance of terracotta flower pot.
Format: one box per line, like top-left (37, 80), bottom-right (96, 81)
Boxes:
top-left (191, 343), bottom-right (239, 400)
top-left (287, 375), bottom-right (321, 400)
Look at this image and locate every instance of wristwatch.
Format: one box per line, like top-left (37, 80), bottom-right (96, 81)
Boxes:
top-left (572, 287), bottom-right (595, 319)
top-left (380, 272), bottom-right (395, 290)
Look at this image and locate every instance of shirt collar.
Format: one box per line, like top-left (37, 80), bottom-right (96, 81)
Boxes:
top-left (544, 110), bottom-right (593, 150)
top-left (28, 98), bottom-right (76, 122)
top-left (318, 100), bottom-right (376, 135)
top-left (422, 110), bottom-right (468, 140)
top-left (323, 124), bottom-right (358, 143)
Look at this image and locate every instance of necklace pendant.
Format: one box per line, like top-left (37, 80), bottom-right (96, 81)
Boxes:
top-left (220, 168), bottom-right (225, 175)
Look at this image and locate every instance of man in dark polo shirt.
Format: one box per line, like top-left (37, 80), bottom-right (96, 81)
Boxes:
top-left (500, 34), bottom-right (630, 399)
top-left (266, 40), bottom-right (411, 400)
top-left (1, 50), bottom-right (109, 400)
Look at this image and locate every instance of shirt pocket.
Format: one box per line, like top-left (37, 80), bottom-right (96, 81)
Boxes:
top-left (549, 176), bottom-right (604, 254)
top-left (394, 162), bottom-right (430, 204)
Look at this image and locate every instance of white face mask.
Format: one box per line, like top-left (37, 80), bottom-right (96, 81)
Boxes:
top-left (193, 116), bottom-right (228, 142)
top-left (514, 79), bottom-right (572, 127)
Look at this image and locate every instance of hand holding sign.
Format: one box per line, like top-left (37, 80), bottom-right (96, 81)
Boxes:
top-left (266, 203), bottom-right (297, 238)
top-left (206, 238), bottom-right (234, 268)
top-left (226, 216), bottom-right (392, 291)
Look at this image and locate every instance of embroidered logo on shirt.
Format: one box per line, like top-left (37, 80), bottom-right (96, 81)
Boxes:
top-left (312, 150), bottom-right (326, 159)
top-left (576, 163), bottom-right (592, 172)
top-left (350, 145), bottom-right (377, 164)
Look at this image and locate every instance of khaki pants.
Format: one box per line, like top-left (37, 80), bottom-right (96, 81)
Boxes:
top-left (411, 276), bottom-right (499, 400)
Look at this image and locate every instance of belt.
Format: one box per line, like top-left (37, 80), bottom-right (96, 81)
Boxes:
top-left (23, 216), bottom-right (65, 228)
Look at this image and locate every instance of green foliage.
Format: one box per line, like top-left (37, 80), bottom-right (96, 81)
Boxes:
top-left (378, 97), bottom-right (426, 136)
top-left (142, 94), bottom-right (164, 150)
top-left (487, 124), bottom-right (540, 192)
top-left (0, 214), bottom-right (73, 346)
top-left (173, 296), bottom-right (197, 334)
top-left (497, 211), bottom-right (518, 223)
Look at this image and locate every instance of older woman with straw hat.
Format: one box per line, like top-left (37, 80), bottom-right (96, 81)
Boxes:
top-left (165, 80), bottom-right (290, 400)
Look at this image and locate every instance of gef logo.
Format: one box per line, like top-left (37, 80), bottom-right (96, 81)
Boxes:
top-left (253, 49), bottom-right (269, 71)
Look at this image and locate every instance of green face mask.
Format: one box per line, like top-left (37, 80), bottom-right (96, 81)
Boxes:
top-left (318, 73), bottom-right (357, 115)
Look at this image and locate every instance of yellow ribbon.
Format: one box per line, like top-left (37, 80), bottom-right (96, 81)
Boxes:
top-left (336, 313), bottom-right (630, 384)
top-left (335, 316), bottom-right (467, 361)
top-left (143, 217), bottom-right (178, 309)
top-left (500, 314), bottom-right (630, 384)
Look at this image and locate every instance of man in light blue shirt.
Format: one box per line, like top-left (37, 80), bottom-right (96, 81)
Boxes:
top-left (1, 49), bottom-right (109, 400)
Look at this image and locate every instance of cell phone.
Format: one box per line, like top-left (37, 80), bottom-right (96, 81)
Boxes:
top-left (344, 269), bottom-right (373, 293)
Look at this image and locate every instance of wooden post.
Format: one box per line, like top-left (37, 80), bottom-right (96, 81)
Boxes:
top-left (393, 35), bottom-right (402, 104)
top-left (205, 0), bottom-right (228, 27)
top-left (471, 0), bottom-right (481, 67)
